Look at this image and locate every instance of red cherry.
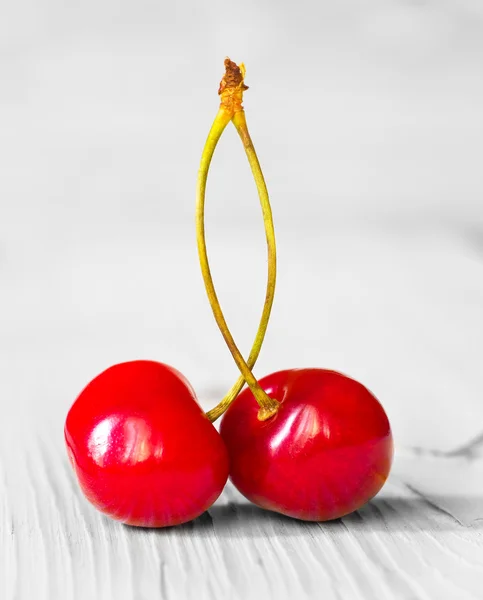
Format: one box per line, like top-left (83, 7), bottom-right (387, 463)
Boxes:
top-left (65, 360), bottom-right (229, 527)
top-left (220, 368), bottom-right (393, 521)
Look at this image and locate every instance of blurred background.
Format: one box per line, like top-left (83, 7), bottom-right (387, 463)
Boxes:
top-left (1, 0), bottom-right (482, 453)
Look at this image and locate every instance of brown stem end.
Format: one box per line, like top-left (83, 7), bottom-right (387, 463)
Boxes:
top-left (218, 57), bottom-right (248, 116)
top-left (257, 402), bottom-right (279, 422)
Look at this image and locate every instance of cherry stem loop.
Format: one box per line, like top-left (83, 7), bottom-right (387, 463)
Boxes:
top-left (196, 59), bottom-right (279, 422)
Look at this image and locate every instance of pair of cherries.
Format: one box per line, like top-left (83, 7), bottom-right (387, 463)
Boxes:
top-left (64, 58), bottom-right (393, 527)
top-left (65, 360), bottom-right (393, 526)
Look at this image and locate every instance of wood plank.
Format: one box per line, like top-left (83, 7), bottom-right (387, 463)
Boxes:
top-left (2, 419), bottom-right (483, 600)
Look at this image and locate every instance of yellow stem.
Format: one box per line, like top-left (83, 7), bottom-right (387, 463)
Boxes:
top-left (196, 102), bottom-right (279, 422)
top-left (205, 109), bottom-right (277, 422)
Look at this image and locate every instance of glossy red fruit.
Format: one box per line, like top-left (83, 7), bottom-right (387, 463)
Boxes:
top-left (220, 369), bottom-right (393, 521)
top-left (65, 360), bottom-right (229, 527)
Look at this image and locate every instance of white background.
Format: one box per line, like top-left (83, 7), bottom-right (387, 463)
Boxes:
top-left (1, 0), bottom-right (483, 453)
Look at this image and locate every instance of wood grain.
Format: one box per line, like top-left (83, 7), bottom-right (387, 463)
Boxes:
top-left (1, 419), bottom-right (483, 600)
top-left (1, 221), bottom-right (483, 599)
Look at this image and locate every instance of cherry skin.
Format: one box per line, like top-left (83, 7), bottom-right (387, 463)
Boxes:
top-left (65, 360), bottom-right (229, 527)
top-left (220, 369), bottom-right (393, 521)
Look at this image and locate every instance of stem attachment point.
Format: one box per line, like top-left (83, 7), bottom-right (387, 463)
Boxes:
top-left (257, 403), bottom-right (279, 422)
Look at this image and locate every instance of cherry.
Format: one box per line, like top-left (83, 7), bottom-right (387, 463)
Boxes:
top-left (220, 369), bottom-right (393, 521)
top-left (197, 61), bottom-right (393, 521)
top-left (65, 360), bottom-right (229, 527)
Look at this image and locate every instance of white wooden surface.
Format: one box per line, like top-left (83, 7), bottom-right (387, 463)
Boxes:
top-left (1, 225), bottom-right (483, 600)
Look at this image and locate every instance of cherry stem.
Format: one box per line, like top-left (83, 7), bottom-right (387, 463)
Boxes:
top-left (196, 59), bottom-right (279, 422)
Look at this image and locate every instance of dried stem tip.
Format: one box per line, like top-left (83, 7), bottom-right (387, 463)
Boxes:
top-left (218, 58), bottom-right (248, 115)
top-left (218, 58), bottom-right (248, 94)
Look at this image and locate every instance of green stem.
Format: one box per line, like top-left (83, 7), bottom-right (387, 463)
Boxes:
top-left (196, 106), bottom-right (279, 422)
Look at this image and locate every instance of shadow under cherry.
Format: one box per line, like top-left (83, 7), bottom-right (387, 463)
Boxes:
top-left (124, 495), bottom-right (483, 538)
